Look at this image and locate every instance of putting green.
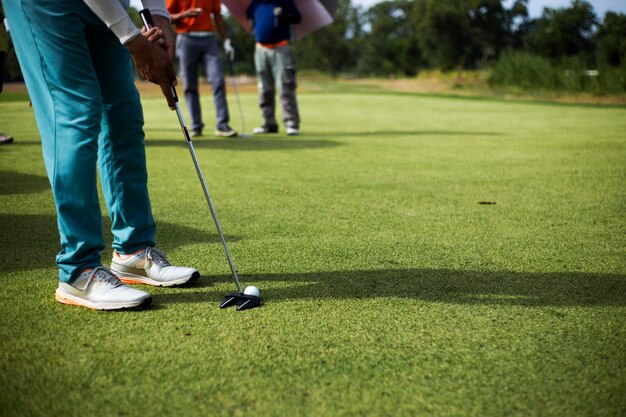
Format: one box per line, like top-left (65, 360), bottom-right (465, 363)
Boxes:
top-left (1, 86), bottom-right (625, 417)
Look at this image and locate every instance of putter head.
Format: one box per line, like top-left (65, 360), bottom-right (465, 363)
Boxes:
top-left (220, 292), bottom-right (261, 311)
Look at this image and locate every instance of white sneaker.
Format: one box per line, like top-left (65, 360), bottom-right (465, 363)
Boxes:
top-left (215, 126), bottom-right (238, 137)
top-left (111, 247), bottom-right (199, 287)
top-left (286, 127), bottom-right (299, 136)
top-left (252, 125), bottom-right (279, 134)
top-left (55, 266), bottom-right (152, 310)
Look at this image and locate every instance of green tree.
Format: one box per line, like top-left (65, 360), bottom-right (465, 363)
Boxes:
top-left (356, 0), bottom-right (423, 76)
top-left (524, 0), bottom-right (597, 62)
top-left (417, 0), bottom-right (528, 70)
top-left (294, 0), bottom-right (364, 76)
top-left (595, 12), bottom-right (626, 66)
top-left (469, 0), bottom-right (529, 65)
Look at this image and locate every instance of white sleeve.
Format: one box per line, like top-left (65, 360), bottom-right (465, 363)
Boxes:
top-left (82, 0), bottom-right (140, 44)
top-left (141, 0), bottom-right (171, 20)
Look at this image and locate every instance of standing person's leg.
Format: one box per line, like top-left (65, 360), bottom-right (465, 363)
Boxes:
top-left (177, 35), bottom-right (204, 134)
top-left (203, 36), bottom-right (233, 135)
top-left (5, 0), bottom-right (109, 282)
top-left (253, 45), bottom-right (278, 132)
top-left (275, 45), bottom-right (300, 133)
top-left (86, 25), bottom-right (156, 255)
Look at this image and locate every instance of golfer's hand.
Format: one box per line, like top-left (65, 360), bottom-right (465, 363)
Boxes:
top-left (126, 35), bottom-right (177, 110)
top-left (141, 26), bottom-right (165, 47)
top-left (183, 8), bottom-right (202, 18)
top-left (153, 15), bottom-right (176, 60)
top-left (223, 39), bottom-right (235, 61)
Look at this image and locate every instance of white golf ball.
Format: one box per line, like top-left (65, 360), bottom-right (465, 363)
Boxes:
top-left (244, 285), bottom-right (260, 298)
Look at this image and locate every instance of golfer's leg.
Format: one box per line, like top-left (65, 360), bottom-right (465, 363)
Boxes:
top-left (87, 25), bottom-right (156, 255)
top-left (5, 0), bottom-right (105, 283)
top-left (254, 45), bottom-right (277, 127)
top-left (276, 45), bottom-right (300, 129)
top-left (203, 37), bottom-right (230, 131)
top-left (177, 35), bottom-right (203, 132)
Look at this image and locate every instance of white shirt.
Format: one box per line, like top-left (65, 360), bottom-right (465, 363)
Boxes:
top-left (82, 0), bottom-right (169, 44)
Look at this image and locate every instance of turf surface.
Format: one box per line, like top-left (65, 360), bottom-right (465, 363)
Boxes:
top-left (1, 85), bottom-right (625, 417)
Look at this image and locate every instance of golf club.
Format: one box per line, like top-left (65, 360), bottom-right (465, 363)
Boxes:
top-left (226, 58), bottom-right (251, 138)
top-left (140, 9), bottom-right (260, 311)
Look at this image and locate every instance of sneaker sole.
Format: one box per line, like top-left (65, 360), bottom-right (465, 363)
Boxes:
top-left (215, 131), bottom-right (238, 137)
top-left (55, 288), bottom-right (152, 311)
top-left (111, 269), bottom-right (200, 287)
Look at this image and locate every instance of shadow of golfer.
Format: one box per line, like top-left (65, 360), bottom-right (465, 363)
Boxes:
top-left (143, 137), bottom-right (342, 151)
top-left (0, 214), bottom-right (240, 272)
top-left (0, 171), bottom-right (50, 195)
top-left (306, 130), bottom-right (505, 138)
top-left (155, 268), bottom-right (626, 308)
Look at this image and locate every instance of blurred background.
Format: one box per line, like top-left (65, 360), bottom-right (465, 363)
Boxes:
top-left (3, 0), bottom-right (626, 96)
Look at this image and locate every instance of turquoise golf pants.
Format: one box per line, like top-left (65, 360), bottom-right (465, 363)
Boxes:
top-left (5, 0), bottom-right (156, 283)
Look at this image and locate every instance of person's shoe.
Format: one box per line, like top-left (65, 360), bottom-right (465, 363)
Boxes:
top-left (55, 266), bottom-right (152, 310)
top-left (0, 133), bottom-right (14, 144)
top-left (111, 247), bottom-right (200, 287)
top-left (215, 126), bottom-right (238, 137)
top-left (252, 125), bottom-right (279, 134)
top-left (286, 127), bottom-right (300, 136)
top-left (190, 129), bottom-right (202, 138)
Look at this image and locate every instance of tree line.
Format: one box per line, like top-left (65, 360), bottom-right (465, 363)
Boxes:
top-left (287, 0), bottom-right (624, 78)
top-left (286, 0), bottom-right (626, 93)
top-left (223, 0), bottom-right (625, 93)
top-left (4, 0), bottom-right (625, 93)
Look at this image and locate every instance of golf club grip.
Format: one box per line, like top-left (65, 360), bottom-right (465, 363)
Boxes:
top-left (139, 9), bottom-right (179, 103)
top-left (139, 8), bottom-right (154, 29)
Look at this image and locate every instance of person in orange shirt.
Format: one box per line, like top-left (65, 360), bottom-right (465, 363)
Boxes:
top-left (166, 0), bottom-right (237, 137)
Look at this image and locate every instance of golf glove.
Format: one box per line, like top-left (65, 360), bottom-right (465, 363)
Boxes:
top-left (223, 39), bottom-right (235, 61)
top-left (273, 7), bottom-right (282, 27)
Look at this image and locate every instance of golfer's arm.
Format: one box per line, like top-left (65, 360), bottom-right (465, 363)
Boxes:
top-left (169, 11), bottom-right (188, 23)
top-left (213, 13), bottom-right (228, 41)
top-left (285, 10), bottom-right (301, 24)
top-left (82, 0), bottom-right (170, 44)
top-left (82, 0), bottom-right (140, 44)
top-left (284, 1), bottom-right (301, 24)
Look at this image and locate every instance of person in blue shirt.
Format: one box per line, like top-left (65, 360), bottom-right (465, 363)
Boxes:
top-left (246, 0), bottom-right (301, 136)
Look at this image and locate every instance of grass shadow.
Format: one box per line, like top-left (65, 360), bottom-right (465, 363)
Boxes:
top-left (307, 130), bottom-right (505, 138)
top-left (0, 214), bottom-right (240, 272)
top-left (0, 140), bottom-right (42, 146)
top-left (144, 137), bottom-right (342, 151)
top-left (0, 171), bottom-right (49, 195)
top-left (156, 268), bottom-right (626, 308)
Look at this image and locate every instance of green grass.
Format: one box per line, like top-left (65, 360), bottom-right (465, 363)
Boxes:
top-left (1, 86), bottom-right (625, 417)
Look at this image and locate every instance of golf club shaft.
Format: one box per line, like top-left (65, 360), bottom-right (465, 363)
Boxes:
top-left (140, 9), bottom-right (243, 293)
top-left (227, 59), bottom-right (247, 136)
top-left (181, 115), bottom-right (243, 293)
